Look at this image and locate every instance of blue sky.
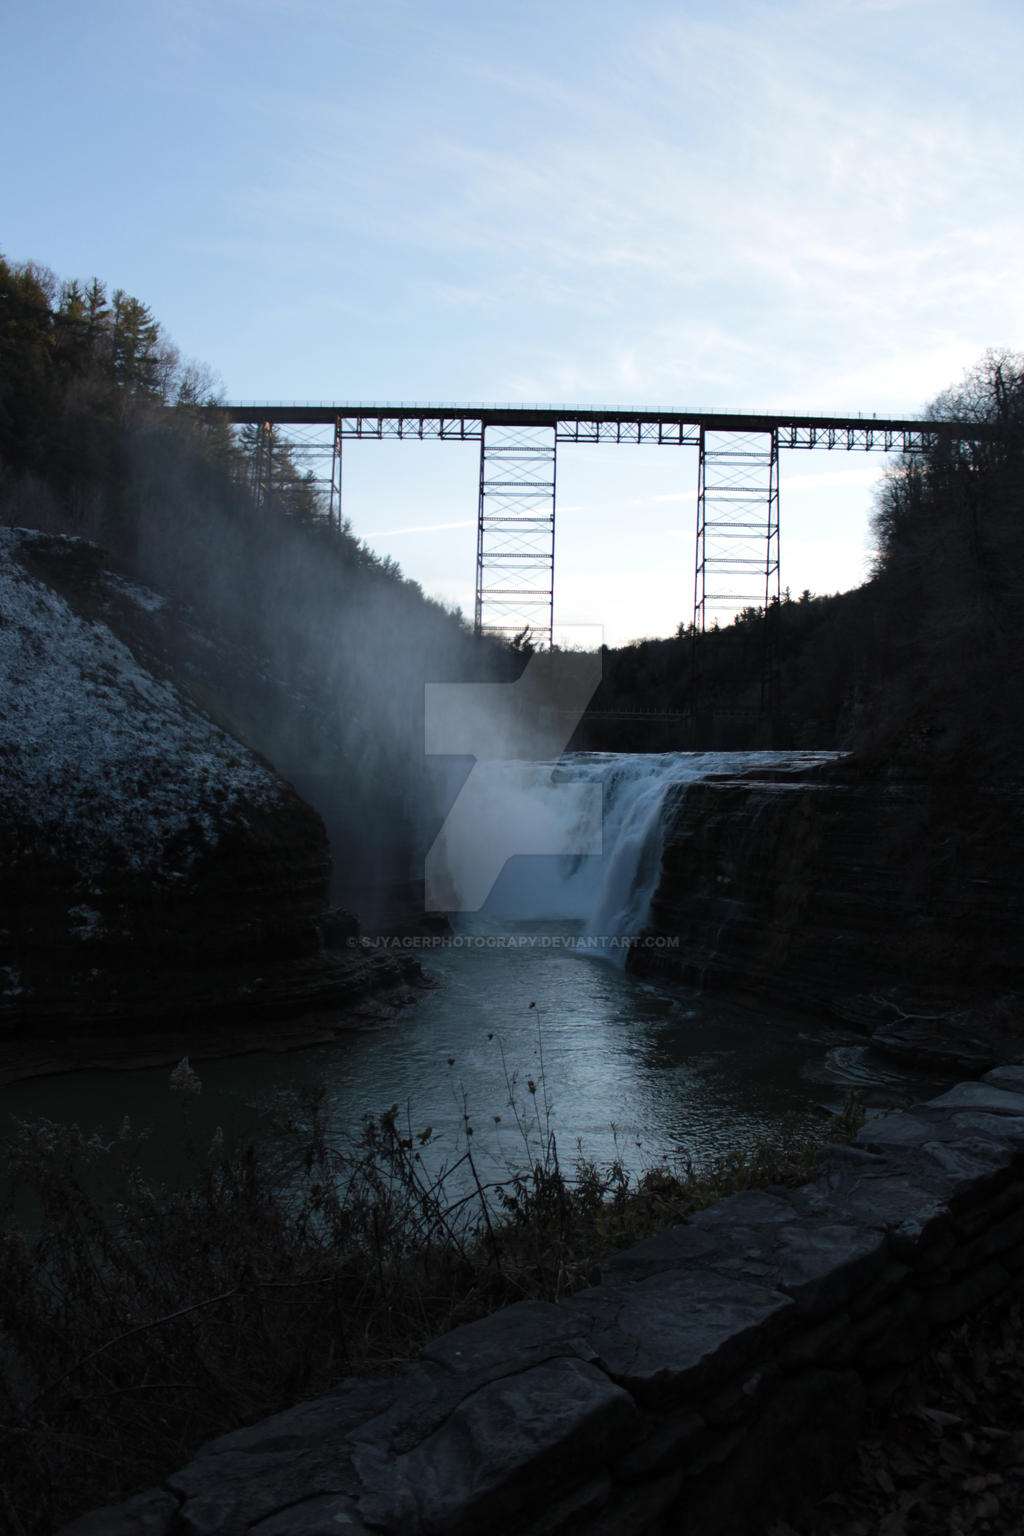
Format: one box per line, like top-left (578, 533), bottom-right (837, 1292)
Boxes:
top-left (4, 0), bottom-right (1022, 644)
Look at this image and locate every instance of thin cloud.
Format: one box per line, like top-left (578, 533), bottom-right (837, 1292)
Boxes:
top-left (373, 520), bottom-right (475, 537)
top-left (784, 467), bottom-right (885, 493)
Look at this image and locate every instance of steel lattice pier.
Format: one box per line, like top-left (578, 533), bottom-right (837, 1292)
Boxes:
top-left (223, 402), bottom-right (988, 702)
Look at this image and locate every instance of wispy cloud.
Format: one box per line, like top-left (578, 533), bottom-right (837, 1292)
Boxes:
top-left (785, 467), bottom-right (885, 493)
top-left (373, 520), bottom-right (475, 537)
top-left (218, 0), bottom-right (1024, 410)
top-left (12, 0), bottom-right (1021, 632)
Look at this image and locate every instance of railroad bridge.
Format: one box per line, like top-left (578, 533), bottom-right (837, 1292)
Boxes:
top-left (225, 402), bottom-right (979, 713)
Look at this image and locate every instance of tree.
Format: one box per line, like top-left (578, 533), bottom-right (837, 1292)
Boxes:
top-left (83, 278), bottom-right (111, 352)
top-left (110, 289), bottom-right (165, 399)
top-left (0, 255), bottom-right (56, 468)
top-left (865, 351), bottom-right (1024, 767)
top-left (509, 626), bottom-right (535, 658)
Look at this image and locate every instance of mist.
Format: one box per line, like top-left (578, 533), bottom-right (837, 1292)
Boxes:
top-left (118, 422), bottom-right (521, 920)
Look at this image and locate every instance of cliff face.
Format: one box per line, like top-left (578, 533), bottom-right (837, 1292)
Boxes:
top-left (629, 762), bottom-right (1024, 1029)
top-left (0, 530), bottom-right (409, 1056)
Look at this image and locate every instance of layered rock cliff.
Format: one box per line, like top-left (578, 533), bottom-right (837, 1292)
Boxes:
top-left (0, 529), bottom-right (412, 1067)
top-left (629, 761), bottom-right (1024, 1039)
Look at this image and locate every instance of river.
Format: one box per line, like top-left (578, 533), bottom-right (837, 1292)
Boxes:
top-left (0, 752), bottom-right (957, 1191)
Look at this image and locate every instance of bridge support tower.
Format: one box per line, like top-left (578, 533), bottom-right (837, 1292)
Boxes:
top-left (249, 420), bottom-right (273, 511)
top-left (474, 423), bottom-right (556, 650)
top-left (693, 427), bottom-right (781, 728)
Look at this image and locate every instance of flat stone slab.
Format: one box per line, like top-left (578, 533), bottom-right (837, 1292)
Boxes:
top-left (854, 1108), bottom-right (961, 1151)
top-left (916, 1135), bottom-right (1017, 1202)
top-left (765, 1222), bottom-right (887, 1314)
top-left (688, 1189), bottom-right (801, 1229)
top-left (654, 1203), bottom-right (888, 1317)
top-left (853, 1112), bottom-right (1019, 1201)
top-left (166, 1379), bottom-right (397, 1536)
top-left (927, 1082), bottom-right (1024, 1115)
top-left (421, 1299), bottom-right (597, 1387)
top-left (361, 1356), bottom-right (637, 1536)
top-left (598, 1221), bottom-right (730, 1285)
top-left (798, 1169), bottom-right (950, 1257)
top-left (567, 1267), bottom-right (793, 1407)
top-left (984, 1065), bottom-right (1024, 1094)
top-left (950, 1110), bottom-right (1024, 1146)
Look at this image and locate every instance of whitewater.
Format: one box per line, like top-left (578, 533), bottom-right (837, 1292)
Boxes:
top-left (442, 750), bottom-right (838, 949)
top-left (2, 749), bottom-right (948, 1193)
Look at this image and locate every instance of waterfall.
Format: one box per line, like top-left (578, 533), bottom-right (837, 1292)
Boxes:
top-left (581, 754), bottom-right (703, 949)
top-left (459, 750), bottom-right (827, 958)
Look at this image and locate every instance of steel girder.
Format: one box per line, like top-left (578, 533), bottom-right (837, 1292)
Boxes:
top-left (694, 428), bottom-right (781, 717)
top-left (474, 423), bottom-right (556, 649)
top-left (226, 403), bottom-right (987, 680)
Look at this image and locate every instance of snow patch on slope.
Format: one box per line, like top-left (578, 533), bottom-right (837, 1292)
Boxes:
top-left (105, 571), bottom-right (167, 614)
top-left (0, 530), bottom-right (288, 879)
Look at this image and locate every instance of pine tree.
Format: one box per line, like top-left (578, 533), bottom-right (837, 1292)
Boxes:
top-left (110, 289), bottom-right (163, 398)
top-left (53, 278), bottom-right (90, 378)
top-left (82, 278), bottom-right (111, 352)
top-left (0, 255), bottom-right (56, 467)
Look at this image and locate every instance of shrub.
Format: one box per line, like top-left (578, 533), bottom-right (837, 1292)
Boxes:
top-left (0, 1061), bottom-right (862, 1534)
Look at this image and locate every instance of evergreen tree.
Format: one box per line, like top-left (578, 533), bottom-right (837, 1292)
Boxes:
top-left (82, 278), bottom-right (111, 353)
top-left (0, 255), bottom-right (56, 469)
top-left (110, 289), bottom-right (164, 398)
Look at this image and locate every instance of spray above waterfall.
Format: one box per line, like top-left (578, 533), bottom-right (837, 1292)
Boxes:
top-left (431, 751), bottom-right (823, 959)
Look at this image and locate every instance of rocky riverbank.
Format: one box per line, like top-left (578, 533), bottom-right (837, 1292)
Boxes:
top-left (52, 1066), bottom-right (1024, 1536)
top-left (628, 759), bottom-right (1024, 1060)
top-left (0, 529), bottom-right (419, 1077)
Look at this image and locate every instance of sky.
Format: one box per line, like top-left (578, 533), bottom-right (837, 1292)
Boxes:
top-left (3, 0), bottom-right (1022, 645)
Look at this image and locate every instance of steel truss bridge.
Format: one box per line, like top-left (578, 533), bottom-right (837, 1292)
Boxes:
top-left (226, 403), bottom-right (980, 713)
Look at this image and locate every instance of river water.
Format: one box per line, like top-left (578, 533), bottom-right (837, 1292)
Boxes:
top-left (0, 752), bottom-right (956, 1190)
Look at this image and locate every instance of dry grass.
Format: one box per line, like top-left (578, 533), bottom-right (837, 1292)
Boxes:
top-left (0, 1058), bottom-right (862, 1535)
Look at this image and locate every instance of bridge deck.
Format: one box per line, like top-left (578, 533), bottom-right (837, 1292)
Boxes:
top-left (222, 403), bottom-right (986, 452)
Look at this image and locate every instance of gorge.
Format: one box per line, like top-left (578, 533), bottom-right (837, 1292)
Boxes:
top-left (3, 254), bottom-right (1023, 1534)
top-left (2, 513), bottom-right (1019, 1148)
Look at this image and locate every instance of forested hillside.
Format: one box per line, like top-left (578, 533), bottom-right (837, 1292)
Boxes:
top-left (583, 350), bottom-right (1024, 768)
top-left (576, 586), bottom-right (873, 751)
top-left (862, 352), bottom-right (1024, 772)
top-left (4, 253), bottom-right (1021, 785)
top-left (0, 255), bottom-right (509, 900)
